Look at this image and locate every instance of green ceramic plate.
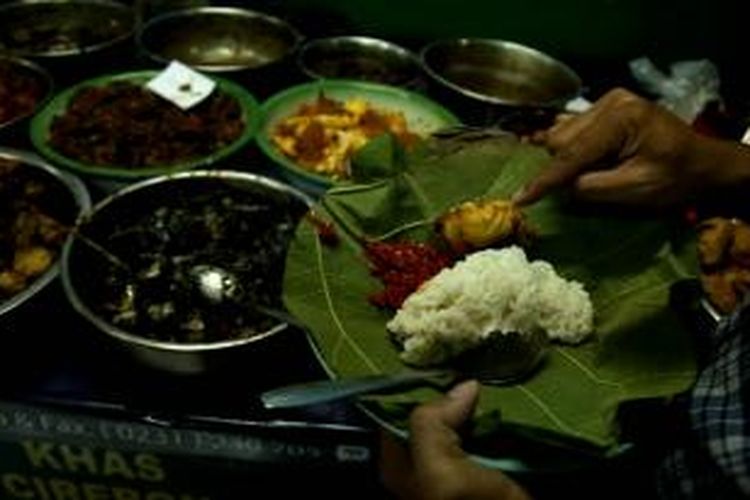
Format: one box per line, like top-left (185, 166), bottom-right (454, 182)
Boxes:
top-left (256, 79), bottom-right (460, 195)
top-left (30, 70), bottom-right (260, 180)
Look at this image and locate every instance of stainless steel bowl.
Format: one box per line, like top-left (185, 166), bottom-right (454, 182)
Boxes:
top-left (61, 170), bottom-right (313, 374)
top-left (421, 38), bottom-right (581, 107)
top-left (0, 55), bottom-right (54, 133)
top-left (0, 0), bottom-right (135, 58)
top-left (298, 36), bottom-right (421, 87)
top-left (138, 7), bottom-right (303, 72)
top-left (0, 147), bottom-right (91, 318)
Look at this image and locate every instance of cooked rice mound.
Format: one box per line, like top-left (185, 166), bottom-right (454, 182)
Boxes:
top-left (387, 246), bottom-right (594, 366)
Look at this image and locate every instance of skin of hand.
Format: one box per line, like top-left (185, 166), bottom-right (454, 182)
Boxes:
top-left (514, 88), bottom-right (750, 207)
top-left (379, 380), bottom-right (531, 500)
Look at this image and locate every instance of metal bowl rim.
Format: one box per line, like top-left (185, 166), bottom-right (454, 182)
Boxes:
top-left (61, 169), bottom-right (313, 353)
top-left (0, 54), bottom-right (55, 131)
top-left (297, 35), bottom-right (420, 82)
top-left (0, 147), bottom-right (91, 316)
top-left (0, 0), bottom-right (136, 58)
top-left (419, 37), bottom-right (582, 107)
top-left (137, 6), bottom-right (304, 72)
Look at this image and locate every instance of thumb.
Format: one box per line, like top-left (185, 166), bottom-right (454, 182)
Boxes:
top-left (409, 380), bottom-right (480, 463)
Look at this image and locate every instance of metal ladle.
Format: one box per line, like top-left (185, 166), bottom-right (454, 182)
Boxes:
top-left (188, 264), bottom-right (299, 325)
top-left (261, 330), bottom-right (549, 409)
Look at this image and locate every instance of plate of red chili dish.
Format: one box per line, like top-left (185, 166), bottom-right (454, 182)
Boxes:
top-left (30, 70), bottom-right (260, 180)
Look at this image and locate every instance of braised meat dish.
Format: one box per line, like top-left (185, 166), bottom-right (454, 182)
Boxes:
top-left (48, 82), bottom-right (245, 168)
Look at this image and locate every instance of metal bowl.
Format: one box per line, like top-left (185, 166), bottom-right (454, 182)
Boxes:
top-left (0, 0), bottom-right (135, 58)
top-left (420, 38), bottom-right (581, 108)
top-left (0, 147), bottom-right (91, 319)
top-left (0, 55), bottom-right (54, 134)
top-left (61, 170), bottom-right (313, 374)
top-left (138, 7), bottom-right (302, 73)
top-left (298, 36), bottom-right (421, 87)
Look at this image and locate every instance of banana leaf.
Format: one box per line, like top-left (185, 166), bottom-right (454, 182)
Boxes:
top-left (283, 133), bottom-right (699, 451)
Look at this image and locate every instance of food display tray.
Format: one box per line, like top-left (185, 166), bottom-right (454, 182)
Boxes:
top-left (0, 280), bottom-right (383, 499)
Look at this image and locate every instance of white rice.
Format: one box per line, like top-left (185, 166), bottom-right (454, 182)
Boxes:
top-left (387, 246), bottom-right (593, 366)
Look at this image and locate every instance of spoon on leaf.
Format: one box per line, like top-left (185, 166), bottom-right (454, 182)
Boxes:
top-left (260, 330), bottom-right (549, 410)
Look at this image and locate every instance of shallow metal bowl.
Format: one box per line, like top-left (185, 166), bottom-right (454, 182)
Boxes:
top-left (138, 7), bottom-right (302, 72)
top-left (61, 170), bottom-right (312, 374)
top-left (298, 36), bottom-right (420, 87)
top-left (0, 0), bottom-right (135, 58)
top-left (0, 55), bottom-right (54, 133)
top-left (421, 38), bottom-right (581, 107)
top-left (0, 148), bottom-right (91, 318)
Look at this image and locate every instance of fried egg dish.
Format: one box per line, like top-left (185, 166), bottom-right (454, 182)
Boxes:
top-left (271, 94), bottom-right (418, 180)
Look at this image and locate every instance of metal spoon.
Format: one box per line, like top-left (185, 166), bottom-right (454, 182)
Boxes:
top-left (188, 264), bottom-right (299, 325)
top-left (261, 330), bottom-right (548, 409)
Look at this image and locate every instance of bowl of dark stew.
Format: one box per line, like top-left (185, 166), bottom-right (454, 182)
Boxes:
top-left (61, 170), bottom-right (312, 374)
top-left (30, 70), bottom-right (260, 186)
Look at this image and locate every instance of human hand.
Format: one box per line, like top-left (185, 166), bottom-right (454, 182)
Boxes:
top-left (514, 88), bottom-right (744, 207)
top-left (380, 380), bottom-right (531, 500)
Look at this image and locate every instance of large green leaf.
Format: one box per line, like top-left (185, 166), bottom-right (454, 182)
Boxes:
top-left (283, 134), bottom-right (698, 450)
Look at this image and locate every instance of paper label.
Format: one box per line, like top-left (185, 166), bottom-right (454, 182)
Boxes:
top-left (564, 97), bottom-right (593, 114)
top-left (146, 61), bottom-right (216, 110)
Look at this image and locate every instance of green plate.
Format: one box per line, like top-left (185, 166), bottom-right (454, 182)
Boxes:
top-left (30, 70), bottom-right (260, 180)
top-left (256, 79), bottom-right (460, 195)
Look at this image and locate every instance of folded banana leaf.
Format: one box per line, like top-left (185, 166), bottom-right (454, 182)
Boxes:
top-left (283, 133), bottom-right (698, 451)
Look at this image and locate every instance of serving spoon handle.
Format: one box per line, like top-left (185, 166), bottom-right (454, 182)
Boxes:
top-left (260, 370), bottom-right (454, 409)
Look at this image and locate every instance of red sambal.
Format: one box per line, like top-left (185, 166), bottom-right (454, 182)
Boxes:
top-left (365, 240), bottom-right (453, 309)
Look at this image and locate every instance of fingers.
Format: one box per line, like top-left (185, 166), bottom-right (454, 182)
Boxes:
top-left (514, 136), bottom-right (619, 205)
top-left (572, 167), bottom-right (646, 205)
top-left (515, 89), bottom-right (642, 206)
top-left (379, 430), bottom-right (415, 498)
top-left (390, 382), bottom-right (533, 500)
top-left (516, 125), bottom-right (624, 206)
top-left (380, 381), bottom-right (479, 499)
top-left (573, 158), bottom-right (678, 206)
top-left (409, 380), bottom-right (480, 465)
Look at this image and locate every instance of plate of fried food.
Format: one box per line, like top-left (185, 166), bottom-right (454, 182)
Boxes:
top-left (281, 132), bottom-right (700, 468)
top-left (0, 148), bottom-right (90, 317)
top-left (256, 80), bottom-right (460, 194)
top-left (697, 217), bottom-right (750, 316)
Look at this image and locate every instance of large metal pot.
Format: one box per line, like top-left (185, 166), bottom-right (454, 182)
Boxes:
top-left (420, 38), bottom-right (582, 129)
top-left (137, 6), bottom-right (302, 97)
top-left (0, 0), bottom-right (136, 84)
top-left (61, 170), bottom-right (313, 374)
top-left (138, 6), bottom-right (302, 72)
top-left (297, 36), bottom-right (421, 88)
